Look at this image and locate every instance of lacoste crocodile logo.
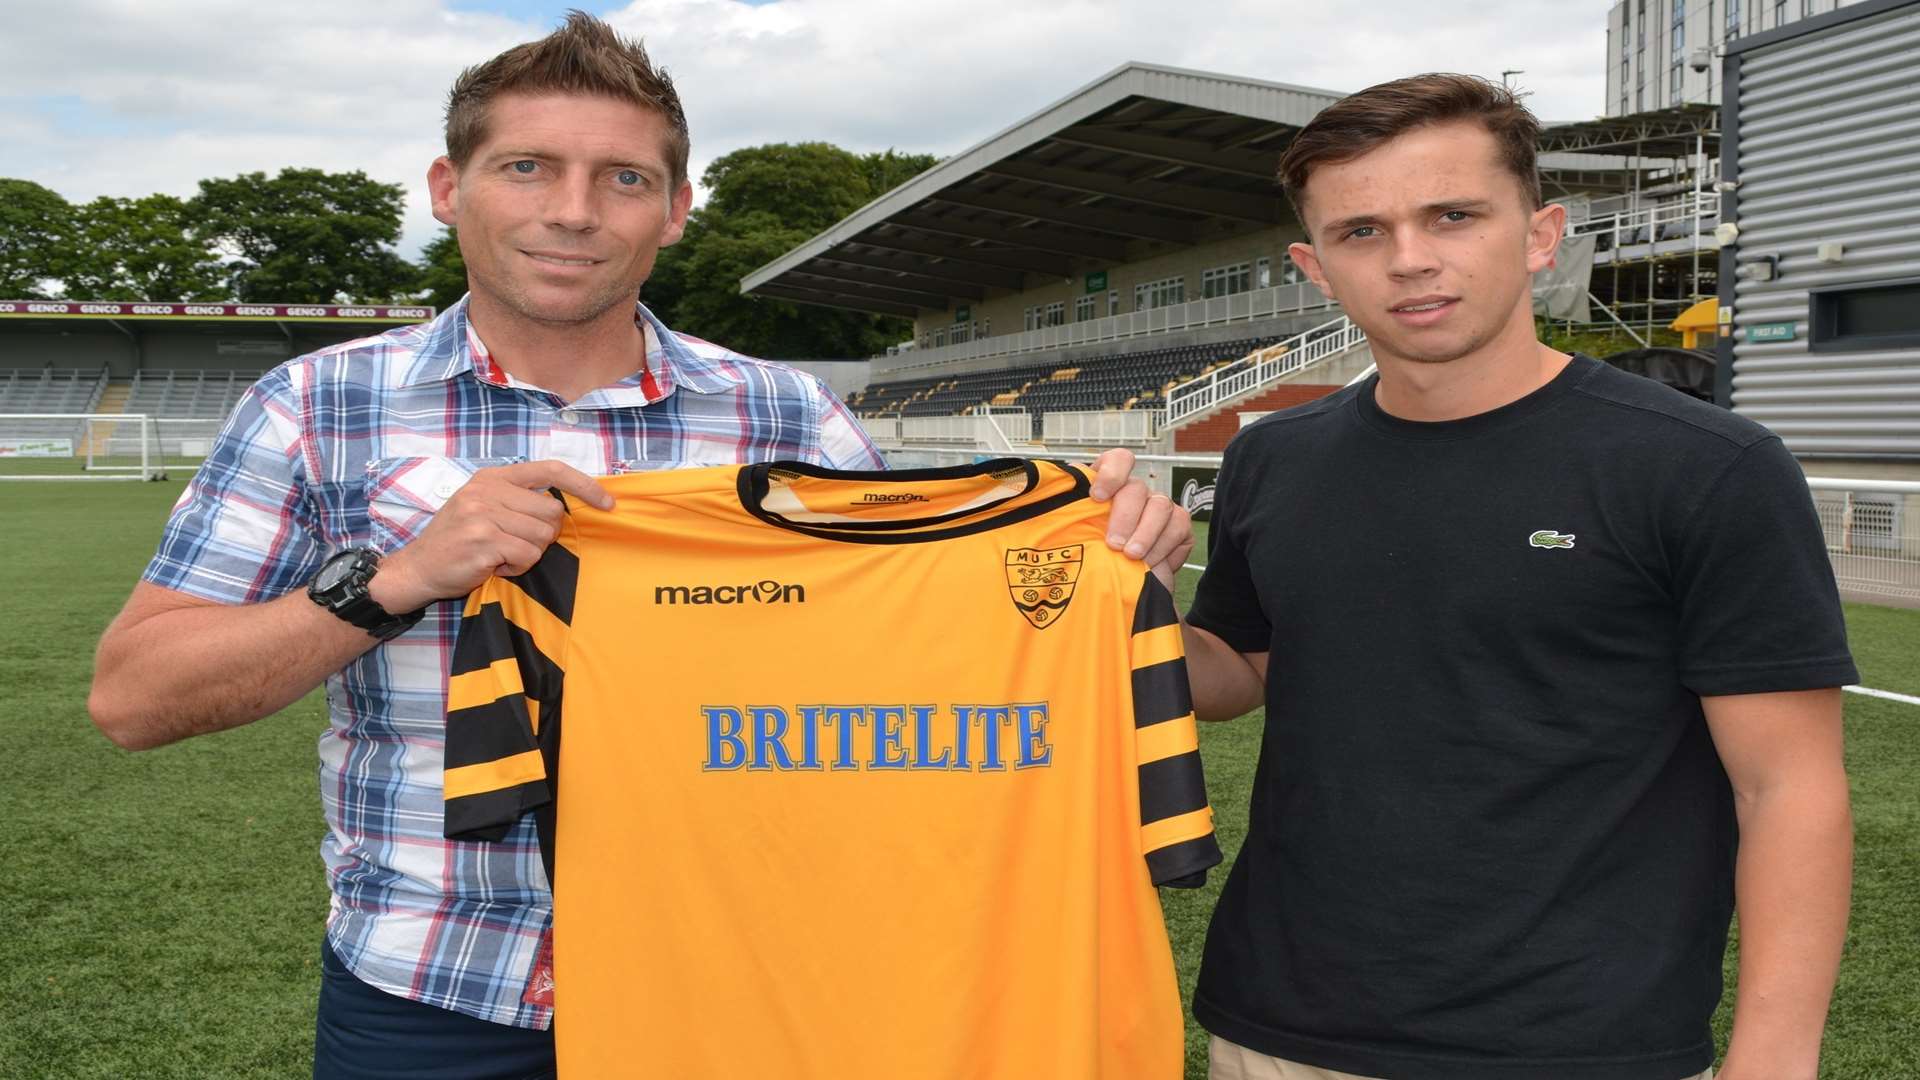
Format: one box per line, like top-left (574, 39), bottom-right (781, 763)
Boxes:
top-left (1529, 530), bottom-right (1577, 550)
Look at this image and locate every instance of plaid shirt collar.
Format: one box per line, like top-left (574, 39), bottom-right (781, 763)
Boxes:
top-left (397, 295), bottom-right (743, 401)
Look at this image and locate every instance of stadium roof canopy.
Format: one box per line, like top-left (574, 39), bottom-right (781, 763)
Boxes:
top-left (741, 63), bottom-right (1678, 318)
top-left (1536, 104), bottom-right (1720, 161)
top-left (739, 62), bottom-right (1344, 318)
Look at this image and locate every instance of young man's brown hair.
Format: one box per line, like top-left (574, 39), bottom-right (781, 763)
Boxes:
top-left (444, 9), bottom-right (690, 188)
top-left (1278, 73), bottom-right (1542, 228)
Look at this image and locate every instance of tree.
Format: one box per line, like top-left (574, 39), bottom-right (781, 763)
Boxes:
top-left (192, 168), bottom-right (416, 303)
top-left (416, 227), bottom-right (468, 312)
top-left (700, 143), bottom-right (875, 230)
top-left (0, 179), bottom-right (73, 298)
top-left (59, 194), bottom-right (226, 301)
top-left (644, 145), bottom-right (941, 359)
top-left (861, 149), bottom-right (939, 202)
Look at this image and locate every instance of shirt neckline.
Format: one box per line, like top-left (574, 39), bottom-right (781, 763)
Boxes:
top-left (465, 318), bottom-right (666, 406)
top-left (1351, 352), bottom-right (1595, 441)
top-left (735, 458), bottom-right (1091, 545)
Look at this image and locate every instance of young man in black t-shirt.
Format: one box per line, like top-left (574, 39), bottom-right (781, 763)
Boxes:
top-left (1181, 74), bottom-right (1855, 1080)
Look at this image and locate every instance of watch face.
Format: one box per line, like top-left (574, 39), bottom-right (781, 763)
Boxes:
top-left (315, 552), bottom-right (360, 592)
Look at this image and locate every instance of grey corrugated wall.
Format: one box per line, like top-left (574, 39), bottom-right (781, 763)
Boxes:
top-left (1728, 0), bottom-right (1920, 456)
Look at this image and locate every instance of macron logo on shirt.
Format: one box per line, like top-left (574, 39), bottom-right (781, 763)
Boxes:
top-left (655, 581), bottom-right (807, 605)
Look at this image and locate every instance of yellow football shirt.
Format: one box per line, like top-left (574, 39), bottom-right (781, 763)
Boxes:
top-left (443, 458), bottom-right (1220, 1078)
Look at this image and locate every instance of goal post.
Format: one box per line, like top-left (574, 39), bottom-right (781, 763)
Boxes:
top-left (0, 413), bottom-right (165, 481)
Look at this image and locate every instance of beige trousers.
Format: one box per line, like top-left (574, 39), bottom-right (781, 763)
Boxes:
top-left (1208, 1035), bottom-right (1714, 1080)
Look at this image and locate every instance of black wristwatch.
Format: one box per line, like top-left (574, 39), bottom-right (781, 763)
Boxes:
top-left (308, 548), bottom-right (426, 641)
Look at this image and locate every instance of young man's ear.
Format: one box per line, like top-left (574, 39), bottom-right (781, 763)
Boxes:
top-left (1525, 202), bottom-right (1568, 274)
top-left (427, 156), bottom-right (460, 228)
top-left (1288, 240), bottom-right (1335, 302)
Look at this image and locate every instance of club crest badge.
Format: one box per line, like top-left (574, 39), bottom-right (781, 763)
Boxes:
top-left (1005, 544), bottom-right (1084, 629)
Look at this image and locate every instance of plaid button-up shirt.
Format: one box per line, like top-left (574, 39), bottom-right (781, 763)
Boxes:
top-left (143, 297), bottom-right (883, 1027)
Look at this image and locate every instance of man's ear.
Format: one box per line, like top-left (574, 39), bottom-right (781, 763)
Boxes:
top-left (1526, 202), bottom-right (1568, 274)
top-left (1288, 240), bottom-right (1334, 302)
top-left (658, 179), bottom-right (695, 248)
top-left (428, 156), bottom-right (460, 228)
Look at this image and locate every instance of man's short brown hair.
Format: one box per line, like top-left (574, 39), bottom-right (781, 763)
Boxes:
top-left (444, 9), bottom-right (690, 188)
top-left (1279, 73), bottom-right (1542, 229)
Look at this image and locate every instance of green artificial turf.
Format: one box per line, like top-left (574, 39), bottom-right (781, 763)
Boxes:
top-left (0, 484), bottom-right (1912, 1079)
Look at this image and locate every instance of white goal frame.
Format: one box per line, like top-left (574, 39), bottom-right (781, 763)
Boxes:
top-left (0, 413), bottom-right (166, 481)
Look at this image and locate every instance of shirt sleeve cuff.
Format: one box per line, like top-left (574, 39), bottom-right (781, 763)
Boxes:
top-left (1682, 656), bottom-right (1862, 697)
top-left (1186, 610), bottom-right (1270, 654)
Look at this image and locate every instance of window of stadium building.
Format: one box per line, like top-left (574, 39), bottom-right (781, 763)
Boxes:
top-left (1025, 302), bottom-right (1066, 331)
top-left (1726, 0), bottom-right (1740, 40)
top-left (1075, 295), bottom-right (1096, 323)
top-left (1811, 280), bottom-right (1920, 352)
top-left (1202, 262), bottom-right (1253, 299)
top-left (1134, 277), bottom-right (1187, 311)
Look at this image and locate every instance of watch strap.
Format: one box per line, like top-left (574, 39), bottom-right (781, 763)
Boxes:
top-left (309, 549), bottom-right (426, 641)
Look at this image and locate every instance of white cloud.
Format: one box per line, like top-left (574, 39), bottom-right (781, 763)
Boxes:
top-left (4, 0), bottom-right (1613, 260)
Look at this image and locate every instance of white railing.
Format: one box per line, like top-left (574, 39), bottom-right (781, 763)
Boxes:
top-left (975, 406), bottom-right (1031, 451)
top-left (890, 414), bottom-right (1033, 445)
top-left (859, 416), bottom-right (902, 443)
top-left (888, 280), bottom-right (1336, 372)
top-left (1568, 191), bottom-right (1720, 254)
top-left (1164, 315), bottom-right (1366, 426)
top-left (1808, 478), bottom-right (1920, 602)
top-left (1041, 409), bottom-right (1163, 446)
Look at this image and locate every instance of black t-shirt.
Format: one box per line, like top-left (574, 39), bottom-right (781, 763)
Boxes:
top-left (1187, 354), bottom-right (1857, 1080)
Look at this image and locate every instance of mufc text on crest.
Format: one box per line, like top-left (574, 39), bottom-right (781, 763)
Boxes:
top-left (1005, 544), bottom-right (1084, 629)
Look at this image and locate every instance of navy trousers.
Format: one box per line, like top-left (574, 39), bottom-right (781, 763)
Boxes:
top-left (313, 940), bottom-right (555, 1080)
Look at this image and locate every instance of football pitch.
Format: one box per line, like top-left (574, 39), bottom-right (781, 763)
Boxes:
top-left (2, 475), bottom-right (1916, 1079)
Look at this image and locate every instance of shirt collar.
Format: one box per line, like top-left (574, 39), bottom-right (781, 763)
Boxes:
top-left (397, 294), bottom-right (742, 398)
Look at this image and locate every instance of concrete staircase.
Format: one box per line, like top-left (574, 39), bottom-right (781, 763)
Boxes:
top-left (85, 379), bottom-right (134, 458)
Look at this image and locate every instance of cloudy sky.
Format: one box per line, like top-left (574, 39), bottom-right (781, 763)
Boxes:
top-left (1, 0), bottom-right (1617, 258)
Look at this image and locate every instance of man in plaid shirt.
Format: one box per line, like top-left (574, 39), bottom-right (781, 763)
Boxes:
top-left (87, 14), bottom-right (1194, 1080)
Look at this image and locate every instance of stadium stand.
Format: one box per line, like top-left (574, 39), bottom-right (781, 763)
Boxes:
top-left (0, 367), bottom-right (109, 442)
top-left (121, 369), bottom-right (263, 423)
top-left (847, 336), bottom-right (1282, 423)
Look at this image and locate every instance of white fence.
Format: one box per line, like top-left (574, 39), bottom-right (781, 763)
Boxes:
top-left (112, 418), bottom-right (222, 459)
top-left (1041, 409), bottom-right (1163, 446)
top-left (1568, 190), bottom-right (1720, 257)
top-left (1164, 316), bottom-right (1365, 426)
top-left (1809, 479), bottom-right (1920, 602)
top-left (858, 416), bottom-right (902, 443)
top-left (887, 280), bottom-right (1336, 373)
top-left (873, 412), bottom-right (1035, 448)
